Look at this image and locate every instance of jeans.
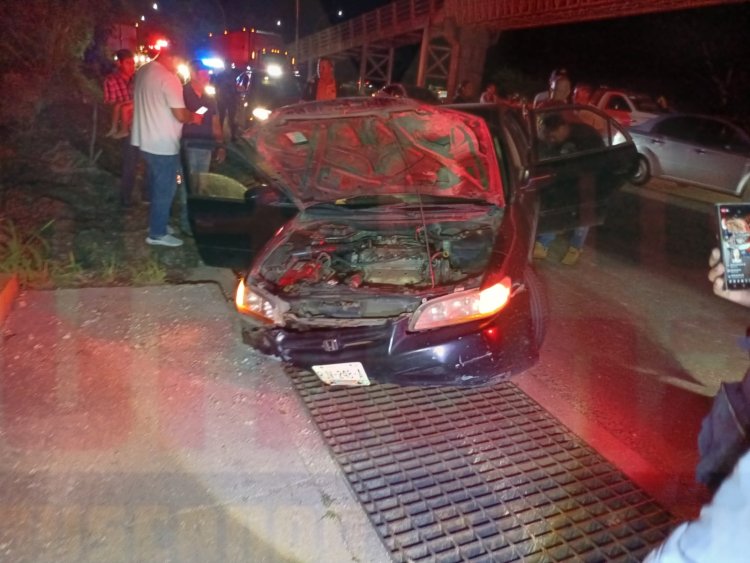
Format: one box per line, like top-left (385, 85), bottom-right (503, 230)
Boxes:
top-left (181, 147), bottom-right (212, 232)
top-left (537, 226), bottom-right (590, 250)
top-left (141, 151), bottom-right (180, 239)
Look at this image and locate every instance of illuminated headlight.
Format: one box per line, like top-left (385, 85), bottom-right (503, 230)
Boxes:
top-left (252, 107), bottom-right (272, 121)
top-left (235, 279), bottom-right (287, 324)
top-left (266, 63), bottom-right (283, 78)
top-left (204, 85), bottom-right (216, 97)
top-left (409, 278), bottom-right (512, 331)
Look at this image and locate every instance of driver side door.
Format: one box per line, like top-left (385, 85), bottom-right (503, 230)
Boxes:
top-left (182, 138), bottom-right (298, 270)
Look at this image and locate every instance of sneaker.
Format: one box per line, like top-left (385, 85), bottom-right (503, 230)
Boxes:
top-left (146, 234), bottom-right (183, 247)
top-left (561, 246), bottom-right (581, 265)
top-left (533, 241), bottom-right (548, 260)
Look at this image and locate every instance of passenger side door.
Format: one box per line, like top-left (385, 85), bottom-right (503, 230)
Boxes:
top-left (688, 118), bottom-right (750, 195)
top-left (649, 116), bottom-right (701, 180)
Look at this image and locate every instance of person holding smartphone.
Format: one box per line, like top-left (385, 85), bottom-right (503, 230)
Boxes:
top-left (709, 247), bottom-right (750, 307)
top-left (181, 60), bottom-right (225, 234)
top-left (644, 246), bottom-right (750, 562)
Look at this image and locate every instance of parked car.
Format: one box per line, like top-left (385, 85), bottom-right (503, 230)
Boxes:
top-left (629, 113), bottom-right (750, 197)
top-left (182, 98), bottom-right (635, 387)
top-left (590, 87), bottom-right (664, 128)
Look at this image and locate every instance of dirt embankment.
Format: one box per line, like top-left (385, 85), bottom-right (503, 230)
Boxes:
top-left (1, 130), bottom-right (202, 289)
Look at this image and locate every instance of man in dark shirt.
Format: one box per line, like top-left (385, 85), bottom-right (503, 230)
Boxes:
top-left (540, 112), bottom-right (603, 156)
top-left (534, 113), bottom-right (604, 265)
top-left (180, 60), bottom-right (225, 233)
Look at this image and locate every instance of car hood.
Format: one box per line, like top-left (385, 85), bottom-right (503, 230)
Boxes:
top-left (246, 98), bottom-right (504, 209)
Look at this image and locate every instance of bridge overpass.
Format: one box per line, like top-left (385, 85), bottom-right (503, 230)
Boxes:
top-left (292, 0), bottom-right (746, 99)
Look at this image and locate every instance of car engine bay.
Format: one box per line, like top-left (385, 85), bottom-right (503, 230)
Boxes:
top-left (259, 219), bottom-right (499, 296)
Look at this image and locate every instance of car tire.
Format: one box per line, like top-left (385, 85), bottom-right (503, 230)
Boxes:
top-left (524, 267), bottom-right (549, 350)
top-left (630, 155), bottom-right (651, 186)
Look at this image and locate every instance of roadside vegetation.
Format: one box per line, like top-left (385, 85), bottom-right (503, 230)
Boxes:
top-left (0, 0), bottom-right (214, 289)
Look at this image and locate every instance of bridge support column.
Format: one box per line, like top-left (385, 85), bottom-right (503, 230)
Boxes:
top-left (417, 20), bottom-right (495, 100)
top-left (357, 43), bottom-right (395, 92)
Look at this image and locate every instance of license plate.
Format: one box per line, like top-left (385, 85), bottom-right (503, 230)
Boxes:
top-left (312, 362), bottom-right (370, 386)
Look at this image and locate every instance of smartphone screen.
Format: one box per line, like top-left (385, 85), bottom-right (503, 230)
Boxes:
top-left (716, 203), bottom-right (750, 290)
top-left (196, 106), bottom-right (208, 115)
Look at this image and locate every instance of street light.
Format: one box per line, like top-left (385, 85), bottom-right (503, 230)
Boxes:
top-left (337, 10), bottom-right (343, 17)
top-left (276, 19), bottom-right (282, 27)
top-left (152, 2), bottom-right (158, 9)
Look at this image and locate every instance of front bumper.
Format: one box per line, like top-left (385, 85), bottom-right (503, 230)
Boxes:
top-left (242, 292), bottom-right (537, 387)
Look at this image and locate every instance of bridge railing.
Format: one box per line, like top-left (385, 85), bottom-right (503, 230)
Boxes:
top-left (294, 0), bottom-right (445, 60)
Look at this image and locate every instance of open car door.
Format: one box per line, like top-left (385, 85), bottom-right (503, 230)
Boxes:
top-left (523, 105), bottom-right (636, 234)
top-left (182, 139), bottom-right (297, 270)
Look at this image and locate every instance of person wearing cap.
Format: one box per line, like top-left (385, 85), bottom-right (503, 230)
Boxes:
top-left (131, 40), bottom-right (200, 248)
top-left (533, 68), bottom-right (569, 108)
top-left (180, 60), bottom-right (225, 234)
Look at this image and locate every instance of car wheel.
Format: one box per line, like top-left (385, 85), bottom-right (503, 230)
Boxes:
top-left (630, 155), bottom-right (651, 186)
top-left (524, 267), bottom-right (549, 350)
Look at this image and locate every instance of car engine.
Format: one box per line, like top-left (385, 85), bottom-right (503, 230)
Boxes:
top-left (260, 221), bottom-right (496, 294)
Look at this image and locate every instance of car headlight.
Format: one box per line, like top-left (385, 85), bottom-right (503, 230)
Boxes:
top-left (266, 63), bottom-right (283, 78)
top-left (235, 279), bottom-right (287, 324)
top-left (409, 278), bottom-right (512, 331)
top-left (252, 107), bottom-right (272, 121)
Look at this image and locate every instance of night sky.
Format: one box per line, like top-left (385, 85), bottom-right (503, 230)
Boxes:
top-left (216, 1), bottom-right (749, 117)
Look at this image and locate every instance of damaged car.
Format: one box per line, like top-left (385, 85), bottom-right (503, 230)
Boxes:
top-left (183, 97), bottom-right (635, 386)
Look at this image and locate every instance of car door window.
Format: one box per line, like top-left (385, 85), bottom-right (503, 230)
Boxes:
top-left (534, 109), bottom-right (606, 161)
top-left (653, 117), bottom-right (698, 142)
top-left (695, 119), bottom-right (729, 148)
top-left (606, 95), bottom-right (630, 113)
top-left (183, 140), bottom-right (260, 200)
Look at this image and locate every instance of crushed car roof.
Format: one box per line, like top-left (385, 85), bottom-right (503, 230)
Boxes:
top-left (247, 97), bottom-right (505, 208)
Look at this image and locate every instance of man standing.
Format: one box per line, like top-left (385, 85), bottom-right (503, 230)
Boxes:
top-left (533, 113), bottom-right (604, 265)
top-left (102, 49), bottom-right (141, 207)
top-left (479, 83), bottom-right (498, 104)
top-left (181, 60), bottom-right (225, 233)
top-left (103, 49), bottom-right (135, 138)
top-left (131, 41), bottom-right (196, 248)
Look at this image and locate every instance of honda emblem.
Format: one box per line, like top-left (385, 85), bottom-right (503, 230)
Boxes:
top-left (322, 338), bottom-right (339, 352)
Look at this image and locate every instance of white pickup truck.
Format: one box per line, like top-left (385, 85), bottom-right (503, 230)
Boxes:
top-left (589, 87), bottom-right (665, 128)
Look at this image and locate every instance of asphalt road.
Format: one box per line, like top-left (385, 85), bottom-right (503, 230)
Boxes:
top-left (518, 179), bottom-right (749, 519)
top-left (0, 178), bottom-right (745, 560)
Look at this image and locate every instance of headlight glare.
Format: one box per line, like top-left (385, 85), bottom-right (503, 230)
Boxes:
top-left (235, 279), bottom-right (286, 324)
top-left (409, 278), bottom-right (511, 331)
top-left (252, 107), bottom-right (272, 121)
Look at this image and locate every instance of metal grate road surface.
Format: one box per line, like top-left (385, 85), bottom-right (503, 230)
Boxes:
top-left (290, 371), bottom-right (677, 562)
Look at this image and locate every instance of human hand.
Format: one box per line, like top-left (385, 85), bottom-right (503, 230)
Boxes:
top-left (214, 146), bottom-right (226, 164)
top-left (708, 247), bottom-right (750, 308)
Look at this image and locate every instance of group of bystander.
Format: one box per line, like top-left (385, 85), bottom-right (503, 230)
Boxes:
top-left (103, 43), bottom-right (225, 248)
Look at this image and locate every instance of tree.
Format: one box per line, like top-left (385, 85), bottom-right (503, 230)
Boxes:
top-left (0, 0), bottom-right (117, 133)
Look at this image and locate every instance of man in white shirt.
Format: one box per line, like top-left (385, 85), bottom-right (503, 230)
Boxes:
top-left (131, 41), bottom-right (198, 247)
